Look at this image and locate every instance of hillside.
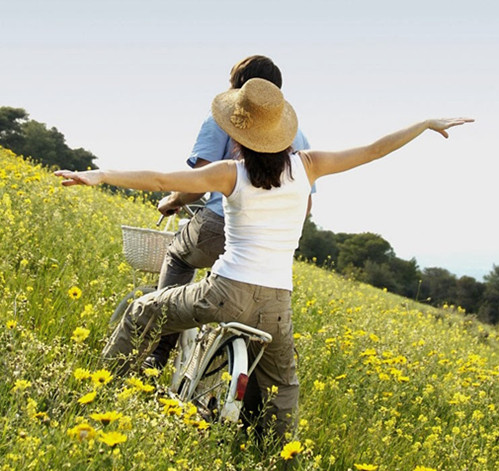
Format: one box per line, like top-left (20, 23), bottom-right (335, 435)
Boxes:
top-left (1, 146), bottom-right (498, 471)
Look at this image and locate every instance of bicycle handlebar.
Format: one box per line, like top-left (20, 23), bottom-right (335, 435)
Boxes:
top-left (156, 205), bottom-right (196, 227)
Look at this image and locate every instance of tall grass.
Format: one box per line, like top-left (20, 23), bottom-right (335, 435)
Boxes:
top-left (1, 146), bottom-right (498, 470)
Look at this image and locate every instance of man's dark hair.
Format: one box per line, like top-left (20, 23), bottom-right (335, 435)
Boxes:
top-left (230, 55), bottom-right (283, 89)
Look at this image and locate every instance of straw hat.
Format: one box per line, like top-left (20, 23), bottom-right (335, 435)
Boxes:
top-left (211, 78), bottom-right (298, 153)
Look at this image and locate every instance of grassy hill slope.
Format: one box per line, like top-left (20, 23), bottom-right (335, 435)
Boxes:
top-left (1, 146), bottom-right (498, 471)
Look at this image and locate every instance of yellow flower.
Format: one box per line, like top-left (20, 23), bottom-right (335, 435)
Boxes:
top-left (448, 392), bottom-right (471, 405)
top-left (127, 377), bottom-right (154, 393)
top-left (117, 262), bottom-right (129, 273)
top-left (268, 385), bottom-right (279, 395)
top-left (91, 369), bottom-right (113, 387)
top-left (90, 411), bottom-right (123, 426)
top-left (143, 367), bottom-right (160, 378)
top-left (221, 371), bottom-right (232, 382)
top-left (80, 304), bottom-right (95, 318)
top-left (33, 411), bottom-right (50, 422)
top-left (183, 402), bottom-right (198, 419)
top-left (117, 387), bottom-right (135, 401)
top-left (68, 423), bottom-right (97, 441)
top-left (118, 416), bottom-right (133, 430)
top-left (314, 380), bottom-right (326, 391)
top-left (280, 440), bottom-right (304, 460)
top-left (414, 467), bottom-right (436, 471)
top-left (77, 390), bottom-right (97, 404)
top-left (73, 368), bottom-right (91, 380)
top-left (6, 320), bottom-right (17, 329)
top-left (141, 384), bottom-right (156, 393)
top-left (71, 326), bottom-right (90, 343)
top-left (68, 286), bottom-right (82, 300)
top-left (305, 438), bottom-right (315, 446)
top-left (354, 464), bottom-right (378, 471)
top-left (176, 458), bottom-right (189, 470)
top-left (12, 379), bottom-right (32, 392)
top-left (160, 398), bottom-right (183, 416)
top-left (189, 419), bottom-right (210, 430)
top-left (99, 431), bottom-right (127, 447)
top-left (26, 398), bottom-right (38, 418)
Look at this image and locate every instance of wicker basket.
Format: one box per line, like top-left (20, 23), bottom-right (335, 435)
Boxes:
top-left (121, 225), bottom-right (174, 273)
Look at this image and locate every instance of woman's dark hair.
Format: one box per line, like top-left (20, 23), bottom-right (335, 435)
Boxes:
top-left (230, 55), bottom-right (282, 89)
top-left (237, 144), bottom-right (293, 190)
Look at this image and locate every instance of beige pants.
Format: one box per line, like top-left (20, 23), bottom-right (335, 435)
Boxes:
top-left (103, 274), bottom-right (299, 436)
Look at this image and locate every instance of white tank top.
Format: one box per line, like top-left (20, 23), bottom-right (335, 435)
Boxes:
top-left (212, 152), bottom-right (311, 290)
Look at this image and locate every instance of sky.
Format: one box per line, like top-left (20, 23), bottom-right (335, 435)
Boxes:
top-left (2, 0), bottom-right (498, 280)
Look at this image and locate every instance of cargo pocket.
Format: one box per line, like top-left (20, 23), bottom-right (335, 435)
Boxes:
top-left (191, 276), bottom-right (246, 324)
top-left (256, 308), bottom-right (296, 385)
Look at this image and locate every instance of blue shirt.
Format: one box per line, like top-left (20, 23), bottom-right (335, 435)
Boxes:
top-left (187, 112), bottom-right (311, 217)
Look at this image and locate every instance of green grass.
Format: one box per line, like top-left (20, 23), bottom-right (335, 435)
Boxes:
top-left (1, 146), bottom-right (498, 471)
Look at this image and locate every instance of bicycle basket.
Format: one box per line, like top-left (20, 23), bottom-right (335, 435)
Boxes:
top-left (121, 225), bottom-right (174, 273)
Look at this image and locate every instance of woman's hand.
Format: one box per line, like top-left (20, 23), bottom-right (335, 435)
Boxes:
top-left (54, 169), bottom-right (103, 186)
top-left (427, 118), bottom-right (475, 138)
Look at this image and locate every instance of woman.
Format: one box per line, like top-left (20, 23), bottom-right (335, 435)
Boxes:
top-left (149, 54), bottom-right (311, 370)
top-left (55, 78), bottom-right (472, 437)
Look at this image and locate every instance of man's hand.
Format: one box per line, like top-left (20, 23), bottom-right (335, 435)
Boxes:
top-left (157, 193), bottom-right (182, 216)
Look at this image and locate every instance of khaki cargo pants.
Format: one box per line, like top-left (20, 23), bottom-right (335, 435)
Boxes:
top-left (103, 273), bottom-right (299, 436)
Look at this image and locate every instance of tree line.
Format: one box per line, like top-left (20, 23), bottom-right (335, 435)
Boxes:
top-left (0, 106), bottom-right (163, 202)
top-left (295, 216), bottom-right (499, 325)
top-left (3, 106), bottom-right (497, 324)
top-left (0, 107), bottom-right (97, 171)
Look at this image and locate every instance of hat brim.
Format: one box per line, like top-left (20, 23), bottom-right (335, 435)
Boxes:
top-left (211, 89), bottom-right (298, 153)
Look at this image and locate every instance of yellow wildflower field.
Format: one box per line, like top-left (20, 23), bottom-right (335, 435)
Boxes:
top-left (1, 146), bottom-right (498, 470)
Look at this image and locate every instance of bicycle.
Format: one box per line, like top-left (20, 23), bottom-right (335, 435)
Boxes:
top-left (110, 208), bottom-right (273, 423)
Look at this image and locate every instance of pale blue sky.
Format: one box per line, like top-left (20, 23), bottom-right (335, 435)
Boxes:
top-left (2, 0), bottom-right (498, 280)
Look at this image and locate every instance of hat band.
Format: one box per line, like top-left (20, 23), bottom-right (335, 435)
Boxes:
top-left (230, 105), bottom-right (253, 129)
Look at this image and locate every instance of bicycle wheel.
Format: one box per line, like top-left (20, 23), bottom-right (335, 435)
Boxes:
top-left (109, 285), bottom-right (156, 327)
top-left (191, 337), bottom-right (248, 423)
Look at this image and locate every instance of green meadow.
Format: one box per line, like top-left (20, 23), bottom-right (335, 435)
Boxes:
top-left (1, 146), bottom-right (498, 471)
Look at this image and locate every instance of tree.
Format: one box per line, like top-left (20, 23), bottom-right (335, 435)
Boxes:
top-left (0, 106), bottom-right (97, 170)
top-left (296, 216), bottom-right (338, 267)
top-left (361, 260), bottom-right (398, 292)
top-left (456, 276), bottom-right (485, 315)
top-left (478, 265), bottom-right (499, 324)
top-left (71, 147), bottom-right (99, 170)
top-left (17, 120), bottom-right (64, 167)
top-left (0, 107), bottom-right (28, 149)
top-left (336, 232), bottom-right (395, 273)
top-left (389, 257), bottom-right (421, 298)
top-left (419, 267), bottom-right (457, 306)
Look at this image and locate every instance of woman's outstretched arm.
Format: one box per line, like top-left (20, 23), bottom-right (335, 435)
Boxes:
top-left (54, 159), bottom-right (237, 196)
top-left (301, 118), bottom-right (474, 182)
